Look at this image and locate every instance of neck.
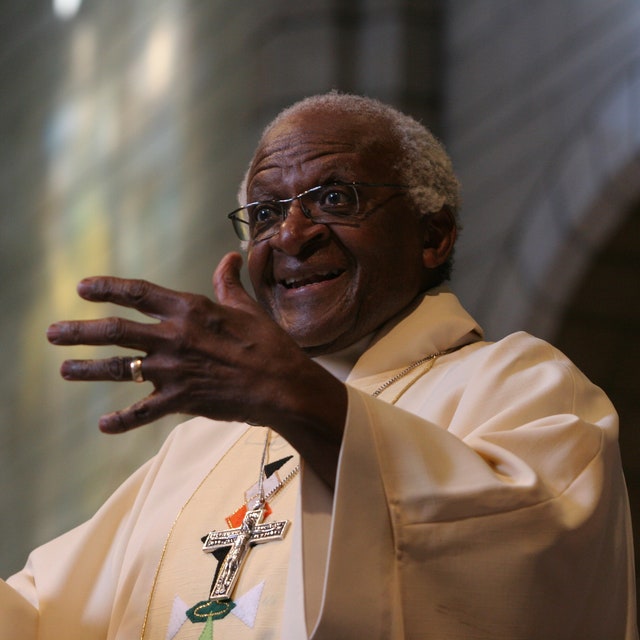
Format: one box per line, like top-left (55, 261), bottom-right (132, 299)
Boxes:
top-left (313, 334), bottom-right (373, 382)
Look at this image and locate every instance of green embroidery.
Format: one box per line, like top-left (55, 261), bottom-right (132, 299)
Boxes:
top-left (186, 599), bottom-right (235, 624)
top-left (197, 615), bottom-right (214, 640)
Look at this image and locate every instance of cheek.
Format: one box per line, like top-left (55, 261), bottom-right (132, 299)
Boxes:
top-left (357, 230), bottom-right (425, 296)
top-left (359, 227), bottom-right (419, 273)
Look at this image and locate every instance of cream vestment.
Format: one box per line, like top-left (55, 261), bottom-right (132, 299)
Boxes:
top-left (1, 291), bottom-right (637, 639)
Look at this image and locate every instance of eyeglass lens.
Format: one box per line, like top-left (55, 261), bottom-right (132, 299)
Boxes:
top-left (242, 184), bottom-right (360, 242)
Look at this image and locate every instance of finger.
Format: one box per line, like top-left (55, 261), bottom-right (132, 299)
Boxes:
top-left (76, 277), bottom-right (186, 318)
top-left (59, 356), bottom-right (149, 382)
top-left (99, 392), bottom-right (170, 433)
top-left (47, 317), bottom-right (159, 349)
top-left (213, 252), bottom-right (262, 314)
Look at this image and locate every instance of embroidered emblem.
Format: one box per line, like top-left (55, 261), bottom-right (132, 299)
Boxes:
top-left (264, 455), bottom-right (293, 478)
top-left (166, 582), bottom-right (264, 639)
top-left (165, 595), bottom-right (189, 640)
top-left (186, 599), bottom-right (236, 623)
top-left (172, 443), bottom-right (295, 639)
top-left (226, 501), bottom-right (272, 529)
top-left (164, 599), bottom-right (236, 640)
top-left (197, 616), bottom-right (213, 640)
top-left (222, 455), bottom-right (293, 529)
top-left (230, 581), bottom-right (265, 627)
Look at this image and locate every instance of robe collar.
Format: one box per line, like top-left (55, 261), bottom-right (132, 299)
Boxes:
top-left (314, 288), bottom-right (482, 383)
top-left (346, 287), bottom-right (483, 381)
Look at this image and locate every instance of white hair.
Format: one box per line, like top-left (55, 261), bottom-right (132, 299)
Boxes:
top-left (239, 92), bottom-right (459, 211)
top-left (237, 92), bottom-right (461, 279)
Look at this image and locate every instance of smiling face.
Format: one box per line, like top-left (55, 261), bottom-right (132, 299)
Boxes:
top-left (245, 107), bottom-right (443, 355)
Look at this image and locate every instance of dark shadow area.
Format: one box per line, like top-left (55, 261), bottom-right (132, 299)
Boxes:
top-left (555, 199), bottom-right (640, 617)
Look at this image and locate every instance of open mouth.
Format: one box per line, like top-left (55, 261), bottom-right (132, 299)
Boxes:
top-left (280, 269), bottom-right (345, 290)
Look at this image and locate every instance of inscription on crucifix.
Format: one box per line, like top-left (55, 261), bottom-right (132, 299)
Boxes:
top-left (202, 505), bottom-right (289, 601)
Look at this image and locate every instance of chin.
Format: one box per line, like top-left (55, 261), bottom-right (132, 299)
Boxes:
top-left (294, 328), bottom-right (359, 357)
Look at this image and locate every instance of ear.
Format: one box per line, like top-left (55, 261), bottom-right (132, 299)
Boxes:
top-left (422, 206), bottom-right (457, 269)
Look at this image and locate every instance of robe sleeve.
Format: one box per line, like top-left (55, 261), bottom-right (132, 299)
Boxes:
top-left (306, 333), bottom-right (637, 639)
top-left (0, 417), bottom-right (243, 640)
top-left (0, 456), bottom-right (155, 640)
top-left (0, 579), bottom-right (38, 639)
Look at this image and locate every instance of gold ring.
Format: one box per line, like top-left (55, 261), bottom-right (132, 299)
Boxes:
top-left (130, 357), bottom-right (145, 383)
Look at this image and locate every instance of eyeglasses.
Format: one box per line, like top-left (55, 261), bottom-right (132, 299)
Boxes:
top-left (227, 181), bottom-right (410, 243)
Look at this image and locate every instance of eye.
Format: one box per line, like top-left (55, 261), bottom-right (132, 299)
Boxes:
top-left (317, 184), bottom-right (357, 211)
top-left (249, 203), bottom-right (281, 227)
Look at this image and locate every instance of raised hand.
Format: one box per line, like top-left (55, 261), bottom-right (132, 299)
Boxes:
top-left (47, 254), bottom-right (309, 429)
top-left (46, 253), bottom-right (347, 485)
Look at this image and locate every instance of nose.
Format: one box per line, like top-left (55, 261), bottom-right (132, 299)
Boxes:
top-left (269, 199), bottom-right (330, 255)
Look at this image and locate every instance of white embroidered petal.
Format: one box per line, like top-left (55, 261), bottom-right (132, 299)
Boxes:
top-left (231, 581), bottom-right (266, 628)
top-left (165, 595), bottom-right (189, 639)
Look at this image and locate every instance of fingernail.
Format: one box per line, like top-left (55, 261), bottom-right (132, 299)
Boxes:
top-left (77, 278), bottom-right (93, 296)
top-left (60, 361), bottom-right (76, 379)
top-left (100, 415), bottom-right (127, 434)
top-left (47, 324), bottom-right (61, 343)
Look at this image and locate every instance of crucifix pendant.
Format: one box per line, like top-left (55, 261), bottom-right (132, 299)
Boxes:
top-left (202, 504), bottom-right (290, 601)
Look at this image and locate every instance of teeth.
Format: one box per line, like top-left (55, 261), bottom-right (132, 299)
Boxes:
top-left (282, 270), bottom-right (342, 289)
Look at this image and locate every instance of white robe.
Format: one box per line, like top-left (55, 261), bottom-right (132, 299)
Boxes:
top-left (1, 291), bottom-right (637, 639)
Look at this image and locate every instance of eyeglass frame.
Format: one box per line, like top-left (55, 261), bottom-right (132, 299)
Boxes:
top-left (227, 181), bottom-right (412, 243)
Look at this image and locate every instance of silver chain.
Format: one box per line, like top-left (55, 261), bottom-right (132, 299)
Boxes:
top-left (264, 463), bottom-right (300, 501)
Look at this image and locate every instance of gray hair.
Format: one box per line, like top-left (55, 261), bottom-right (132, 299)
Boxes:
top-left (238, 92), bottom-right (461, 281)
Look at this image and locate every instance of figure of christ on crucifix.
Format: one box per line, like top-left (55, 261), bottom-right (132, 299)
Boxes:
top-left (202, 504), bottom-right (290, 601)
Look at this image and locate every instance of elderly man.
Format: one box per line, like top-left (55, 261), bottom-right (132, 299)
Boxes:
top-left (1, 93), bottom-right (637, 639)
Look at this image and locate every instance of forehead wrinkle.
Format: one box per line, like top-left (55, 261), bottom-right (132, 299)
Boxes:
top-left (245, 115), bottom-right (393, 201)
top-left (252, 138), bottom-right (357, 172)
top-left (249, 146), bottom-right (359, 196)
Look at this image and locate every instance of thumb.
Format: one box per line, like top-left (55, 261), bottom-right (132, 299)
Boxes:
top-left (213, 252), bottom-right (261, 313)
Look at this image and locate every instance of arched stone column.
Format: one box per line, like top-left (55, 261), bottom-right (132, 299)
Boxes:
top-left (470, 57), bottom-right (640, 340)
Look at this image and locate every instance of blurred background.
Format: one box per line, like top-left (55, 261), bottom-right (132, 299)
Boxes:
top-left (1, 0), bottom-right (638, 611)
